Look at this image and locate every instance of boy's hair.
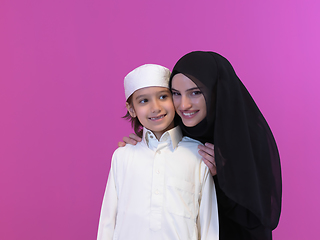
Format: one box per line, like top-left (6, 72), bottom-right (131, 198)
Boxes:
top-left (122, 95), bottom-right (143, 138)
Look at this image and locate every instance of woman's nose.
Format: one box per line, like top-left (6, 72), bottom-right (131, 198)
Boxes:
top-left (180, 95), bottom-right (192, 109)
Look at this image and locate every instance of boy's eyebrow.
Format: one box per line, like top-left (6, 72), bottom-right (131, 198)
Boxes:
top-left (135, 94), bottom-right (149, 100)
top-left (135, 90), bottom-right (170, 100)
top-left (157, 89), bottom-right (171, 94)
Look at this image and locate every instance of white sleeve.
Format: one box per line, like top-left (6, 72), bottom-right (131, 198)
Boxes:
top-left (197, 166), bottom-right (219, 240)
top-left (97, 154), bottom-right (118, 240)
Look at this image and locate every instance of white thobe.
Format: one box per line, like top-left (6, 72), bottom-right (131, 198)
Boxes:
top-left (97, 126), bottom-right (219, 240)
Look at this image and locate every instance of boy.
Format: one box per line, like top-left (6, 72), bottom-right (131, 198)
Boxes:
top-left (97, 64), bottom-right (219, 240)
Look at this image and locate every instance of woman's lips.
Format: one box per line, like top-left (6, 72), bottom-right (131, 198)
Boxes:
top-left (180, 110), bottom-right (199, 119)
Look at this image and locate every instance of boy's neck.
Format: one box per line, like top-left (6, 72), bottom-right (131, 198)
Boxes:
top-left (148, 122), bottom-right (175, 140)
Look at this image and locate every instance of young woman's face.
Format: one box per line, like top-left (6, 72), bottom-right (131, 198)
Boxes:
top-left (171, 73), bottom-right (207, 127)
top-left (127, 87), bottom-right (175, 139)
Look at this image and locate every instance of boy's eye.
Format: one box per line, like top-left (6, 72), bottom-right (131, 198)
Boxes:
top-left (139, 99), bottom-right (148, 104)
top-left (159, 94), bottom-right (168, 100)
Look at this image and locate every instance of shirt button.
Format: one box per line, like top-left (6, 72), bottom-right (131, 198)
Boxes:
top-left (150, 135), bottom-right (154, 138)
top-left (155, 190), bottom-right (160, 195)
top-left (156, 169), bottom-right (160, 174)
top-left (157, 150), bottom-right (161, 154)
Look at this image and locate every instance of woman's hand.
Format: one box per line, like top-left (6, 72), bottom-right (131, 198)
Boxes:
top-left (118, 133), bottom-right (142, 147)
top-left (198, 143), bottom-right (217, 176)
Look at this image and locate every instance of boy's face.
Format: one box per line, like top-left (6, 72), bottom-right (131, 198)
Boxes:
top-left (127, 87), bottom-right (175, 139)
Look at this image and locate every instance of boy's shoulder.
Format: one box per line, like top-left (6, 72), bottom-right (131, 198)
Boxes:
top-left (179, 136), bottom-right (203, 147)
top-left (175, 136), bottom-right (209, 174)
top-left (112, 141), bottom-right (146, 157)
top-left (174, 136), bottom-right (203, 159)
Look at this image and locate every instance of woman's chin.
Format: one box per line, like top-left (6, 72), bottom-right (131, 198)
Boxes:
top-left (181, 118), bottom-right (199, 127)
top-left (178, 111), bottom-right (206, 128)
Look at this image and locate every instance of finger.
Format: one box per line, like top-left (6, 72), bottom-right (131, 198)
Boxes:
top-left (204, 142), bottom-right (214, 150)
top-left (129, 133), bottom-right (142, 142)
top-left (198, 150), bottom-right (216, 166)
top-left (198, 144), bottom-right (215, 157)
top-left (202, 158), bottom-right (215, 166)
top-left (118, 141), bottom-right (126, 147)
top-left (123, 136), bottom-right (137, 145)
top-left (202, 158), bottom-right (217, 176)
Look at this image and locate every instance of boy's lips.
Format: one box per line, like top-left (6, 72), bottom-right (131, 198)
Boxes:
top-left (180, 110), bottom-right (199, 119)
top-left (149, 114), bottom-right (166, 121)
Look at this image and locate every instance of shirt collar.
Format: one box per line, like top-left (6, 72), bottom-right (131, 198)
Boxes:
top-left (142, 126), bottom-right (183, 151)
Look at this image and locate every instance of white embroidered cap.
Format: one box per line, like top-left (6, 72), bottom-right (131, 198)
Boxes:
top-left (124, 64), bottom-right (171, 100)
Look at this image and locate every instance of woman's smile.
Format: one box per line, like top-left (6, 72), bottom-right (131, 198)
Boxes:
top-left (180, 110), bottom-right (199, 118)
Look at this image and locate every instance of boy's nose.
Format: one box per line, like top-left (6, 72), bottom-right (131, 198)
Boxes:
top-left (151, 101), bottom-right (161, 113)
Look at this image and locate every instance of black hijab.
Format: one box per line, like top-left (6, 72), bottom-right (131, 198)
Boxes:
top-left (169, 51), bottom-right (282, 230)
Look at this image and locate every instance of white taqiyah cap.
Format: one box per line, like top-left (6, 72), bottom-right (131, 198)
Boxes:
top-left (124, 64), bottom-right (171, 100)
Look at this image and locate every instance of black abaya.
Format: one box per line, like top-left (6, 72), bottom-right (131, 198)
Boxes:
top-left (169, 51), bottom-right (282, 240)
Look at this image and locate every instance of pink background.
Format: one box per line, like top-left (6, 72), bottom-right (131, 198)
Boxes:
top-left (1, 0), bottom-right (319, 239)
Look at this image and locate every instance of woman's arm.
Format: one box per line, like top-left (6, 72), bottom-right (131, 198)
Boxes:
top-left (198, 143), bottom-right (217, 176)
top-left (118, 133), bottom-right (142, 147)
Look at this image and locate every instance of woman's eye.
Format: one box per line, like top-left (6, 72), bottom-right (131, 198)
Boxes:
top-left (172, 91), bottom-right (181, 96)
top-left (191, 91), bottom-right (202, 96)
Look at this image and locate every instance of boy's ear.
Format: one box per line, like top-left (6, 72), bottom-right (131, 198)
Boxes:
top-left (126, 102), bottom-right (136, 118)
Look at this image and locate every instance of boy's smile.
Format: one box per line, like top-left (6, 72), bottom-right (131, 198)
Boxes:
top-left (149, 114), bottom-right (167, 121)
top-left (127, 87), bottom-right (175, 140)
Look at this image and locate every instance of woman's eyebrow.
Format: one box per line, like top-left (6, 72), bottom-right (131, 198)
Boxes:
top-left (172, 87), bottom-right (200, 92)
top-left (186, 87), bottom-right (200, 91)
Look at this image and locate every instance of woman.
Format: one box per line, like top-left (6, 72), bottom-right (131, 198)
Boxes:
top-left (120, 51), bottom-right (282, 240)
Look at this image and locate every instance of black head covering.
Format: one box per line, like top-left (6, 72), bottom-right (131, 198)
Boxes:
top-left (169, 51), bottom-right (282, 229)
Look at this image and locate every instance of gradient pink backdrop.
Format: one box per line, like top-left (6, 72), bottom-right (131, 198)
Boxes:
top-left (1, 0), bottom-right (319, 239)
